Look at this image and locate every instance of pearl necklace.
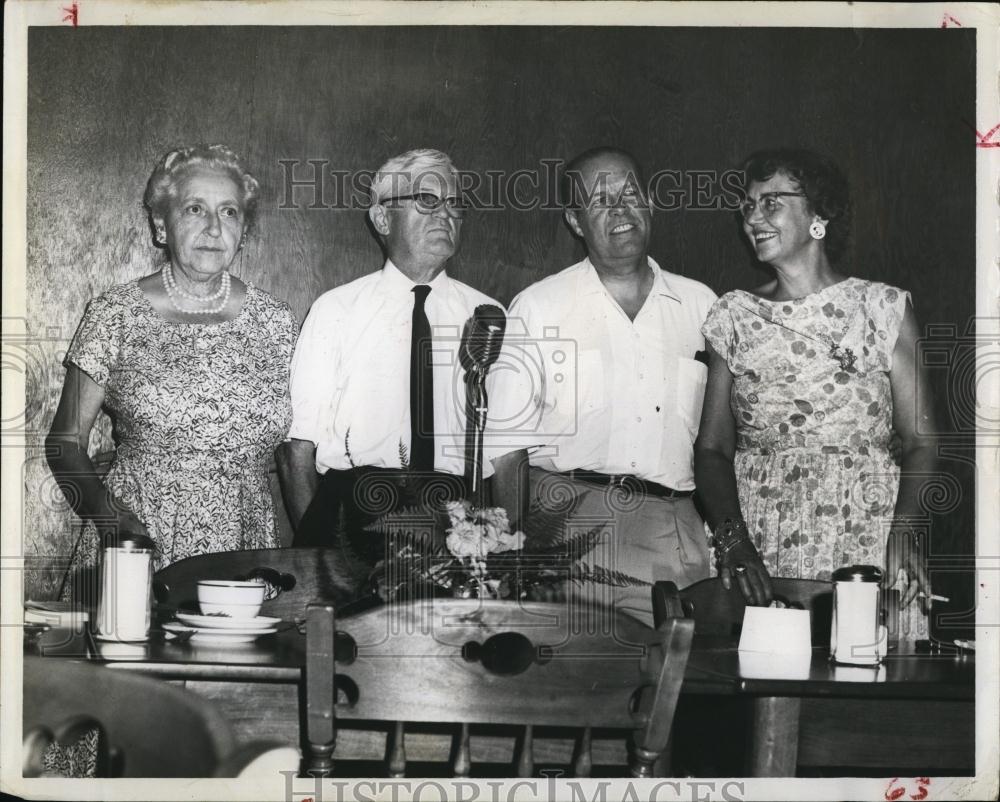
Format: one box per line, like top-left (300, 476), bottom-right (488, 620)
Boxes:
top-left (162, 264), bottom-right (231, 315)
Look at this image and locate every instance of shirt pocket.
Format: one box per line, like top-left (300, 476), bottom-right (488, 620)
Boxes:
top-left (675, 356), bottom-right (709, 435)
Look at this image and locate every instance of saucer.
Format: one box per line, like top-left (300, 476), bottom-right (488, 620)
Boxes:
top-left (163, 621), bottom-right (278, 644)
top-left (176, 612), bottom-right (282, 630)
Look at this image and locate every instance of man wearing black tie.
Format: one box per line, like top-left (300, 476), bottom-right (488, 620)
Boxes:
top-left (493, 147), bottom-right (722, 625)
top-left (278, 149), bottom-right (527, 584)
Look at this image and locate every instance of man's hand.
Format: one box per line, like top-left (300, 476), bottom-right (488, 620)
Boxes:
top-left (718, 539), bottom-right (773, 606)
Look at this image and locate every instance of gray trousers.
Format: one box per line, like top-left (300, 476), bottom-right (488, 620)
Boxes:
top-left (528, 467), bottom-right (710, 627)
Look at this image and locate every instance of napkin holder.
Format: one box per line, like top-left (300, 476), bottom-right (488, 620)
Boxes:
top-left (737, 605), bottom-right (813, 679)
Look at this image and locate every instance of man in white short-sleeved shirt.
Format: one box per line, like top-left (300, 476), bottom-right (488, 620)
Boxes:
top-left (493, 147), bottom-right (716, 624)
top-left (277, 149), bottom-right (527, 590)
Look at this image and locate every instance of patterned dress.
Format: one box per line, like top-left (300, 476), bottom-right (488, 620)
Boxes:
top-left (66, 281), bottom-right (297, 567)
top-left (701, 278), bottom-right (926, 637)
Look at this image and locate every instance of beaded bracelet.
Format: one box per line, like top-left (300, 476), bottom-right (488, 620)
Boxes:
top-left (711, 517), bottom-right (752, 555)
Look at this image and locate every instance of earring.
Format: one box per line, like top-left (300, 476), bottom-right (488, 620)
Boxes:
top-left (155, 229), bottom-right (166, 244)
top-left (809, 221), bottom-right (827, 240)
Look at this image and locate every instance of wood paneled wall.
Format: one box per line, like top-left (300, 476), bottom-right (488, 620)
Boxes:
top-left (23, 27), bottom-right (976, 609)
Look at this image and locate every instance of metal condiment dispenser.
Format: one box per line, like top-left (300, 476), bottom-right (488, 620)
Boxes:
top-left (830, 564), bottom-right (886, 666)
top-left (94, 533), bottom-right (155, 643)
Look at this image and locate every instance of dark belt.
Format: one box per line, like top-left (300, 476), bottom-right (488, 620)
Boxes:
top-left (559, 470), bottom-right (694, 499)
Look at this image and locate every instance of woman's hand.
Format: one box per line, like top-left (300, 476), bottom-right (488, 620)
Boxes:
top-left (97, 510), bottom-right (151, 547)
top-left (718, 538), bottom-right (773, 606)
top-left (884, 526), bottom-right (931, 610)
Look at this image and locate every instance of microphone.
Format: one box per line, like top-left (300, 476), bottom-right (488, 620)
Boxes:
top-left (460, 304), bottom-right (506, 374)
top-left (460, 305), bottom-right (507, 501)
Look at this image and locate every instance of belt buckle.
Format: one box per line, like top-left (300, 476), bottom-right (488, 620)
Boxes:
top-left (610, 474), bottom-right (629, 489)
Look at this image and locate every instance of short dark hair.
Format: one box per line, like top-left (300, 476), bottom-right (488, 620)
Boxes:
top-left (740, 148), bottom-right (852, 262)
top-left (561, 146), bottom-right (646, 209)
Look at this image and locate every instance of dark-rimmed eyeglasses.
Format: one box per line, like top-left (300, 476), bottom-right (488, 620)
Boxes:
top-left (739, 191), bottom-right (806, 220)
top-left (382, 192), bottom-right (467, 218)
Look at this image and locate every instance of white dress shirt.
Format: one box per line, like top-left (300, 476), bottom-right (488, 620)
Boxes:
top-left (497, 256), bottom-right (718, 491)
top-left (289, 260), bottom-right (520, 477)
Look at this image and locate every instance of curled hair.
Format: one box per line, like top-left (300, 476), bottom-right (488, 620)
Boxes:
top-left (560, 146), bottom-right (646, 209)
top-left (143, 144), bottom-right (261, 235)
top-left (741, 148), bottom-right (852, 262)
top-left (369, 148), bottom-right (458, 208)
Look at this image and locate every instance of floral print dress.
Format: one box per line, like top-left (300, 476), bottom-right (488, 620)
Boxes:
top-left (702, 278), bottom-right (926, 638)
top-left (65, 281), bottom-right (297, 568)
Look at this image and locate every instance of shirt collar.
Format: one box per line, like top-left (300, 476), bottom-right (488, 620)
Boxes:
top-left (380, 259), bottom-right (452, 297)
top-left (580, 255), bottom-right (682, 304)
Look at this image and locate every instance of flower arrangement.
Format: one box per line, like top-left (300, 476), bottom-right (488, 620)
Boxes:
top-left (342, 430), bottom-right (648, 601)
top-left (365, 496), bottom-right (648, 602)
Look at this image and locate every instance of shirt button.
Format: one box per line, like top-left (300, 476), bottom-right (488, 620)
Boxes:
top-left (636, 416), bottom-right (642, 423)
top-left (638, 373), bottom-right (645, 380)
top-left (630, 461), bottom-right (637, 468)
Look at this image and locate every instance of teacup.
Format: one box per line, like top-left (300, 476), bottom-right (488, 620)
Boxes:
top-left (197, 580), bottom-right (266, 618)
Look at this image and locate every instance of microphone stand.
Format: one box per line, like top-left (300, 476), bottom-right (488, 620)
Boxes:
top-left (464, 367), bottom-right (490, 509)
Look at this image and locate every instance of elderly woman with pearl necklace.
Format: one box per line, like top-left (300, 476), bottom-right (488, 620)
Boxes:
top-left (47, 144), bottom-right (297, 569)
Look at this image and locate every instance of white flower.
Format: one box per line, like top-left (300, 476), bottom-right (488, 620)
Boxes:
top-left (444, 499), bottom-right (472, 527)
top-left (494, 529), bottom-right (526, 553)
top-left (446, 520), bottom-right (485, 558)
top-left (444, 504), bottom-right (522, 558)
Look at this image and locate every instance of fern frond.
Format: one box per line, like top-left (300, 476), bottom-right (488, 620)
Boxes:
top-left (524, 525), bottom-right (603, 558)
top-left (398, 439), bottom-right (410, 471)
top-left (568, 562), bottom-right (651, 588)
top-left (363, 505), bottom-right (436, 535)
top-left (519, 493), bottom-right (610, 550)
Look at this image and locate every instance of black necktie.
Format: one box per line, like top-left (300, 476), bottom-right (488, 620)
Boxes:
top-left (410, 285), bottom-right (434, 472)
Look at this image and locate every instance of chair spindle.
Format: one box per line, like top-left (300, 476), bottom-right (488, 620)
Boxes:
top-left (388, 720), bottom-right (406, 777)
top-left (571, 726), bottom-right (592, 777)
top-left (305, 603), bottom-right (337, 777)
top-left (516, 724), bottom-right (535, 777)
top-left (453, 723), bottom-right (471, 777)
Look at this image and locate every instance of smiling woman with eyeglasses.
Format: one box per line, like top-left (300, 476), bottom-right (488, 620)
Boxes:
top-left (693, 148), bottom-right (937, 639)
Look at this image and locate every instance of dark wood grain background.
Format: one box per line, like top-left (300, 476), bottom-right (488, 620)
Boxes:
top-left (23, 27), bottom-right (977, 626)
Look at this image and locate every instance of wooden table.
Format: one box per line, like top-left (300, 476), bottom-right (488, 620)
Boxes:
top-left (682, 637), bottom-right (976, 776)
top-left (31, 622), bottom-right (975, 776)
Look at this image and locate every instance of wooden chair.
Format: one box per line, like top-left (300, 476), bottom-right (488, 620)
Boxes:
top-left (22, 656), bottom-right (297, 777)
top-left (303, 596), bottom-right (694, 778)
top-left (651, 577), bottom-right (833, 777)
top-left (652, 576), bottom-right (833, 644)
top-left (153, 547), bottom-right (375, 622)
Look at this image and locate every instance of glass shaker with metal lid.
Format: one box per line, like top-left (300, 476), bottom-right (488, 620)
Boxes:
top-left (830, 564), bottom-right (887, 665)
top-left (94, 532), bottom-right (156, 643)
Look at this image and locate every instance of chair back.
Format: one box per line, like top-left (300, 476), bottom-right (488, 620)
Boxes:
top-left (304, 597), bottom-right (693, 778)
top-left (653, 577), bottom-right (833, 644)
top-left (153, 547), bottom-right (373, 622)
top-left (23, 656), bottom-right (238, 777)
